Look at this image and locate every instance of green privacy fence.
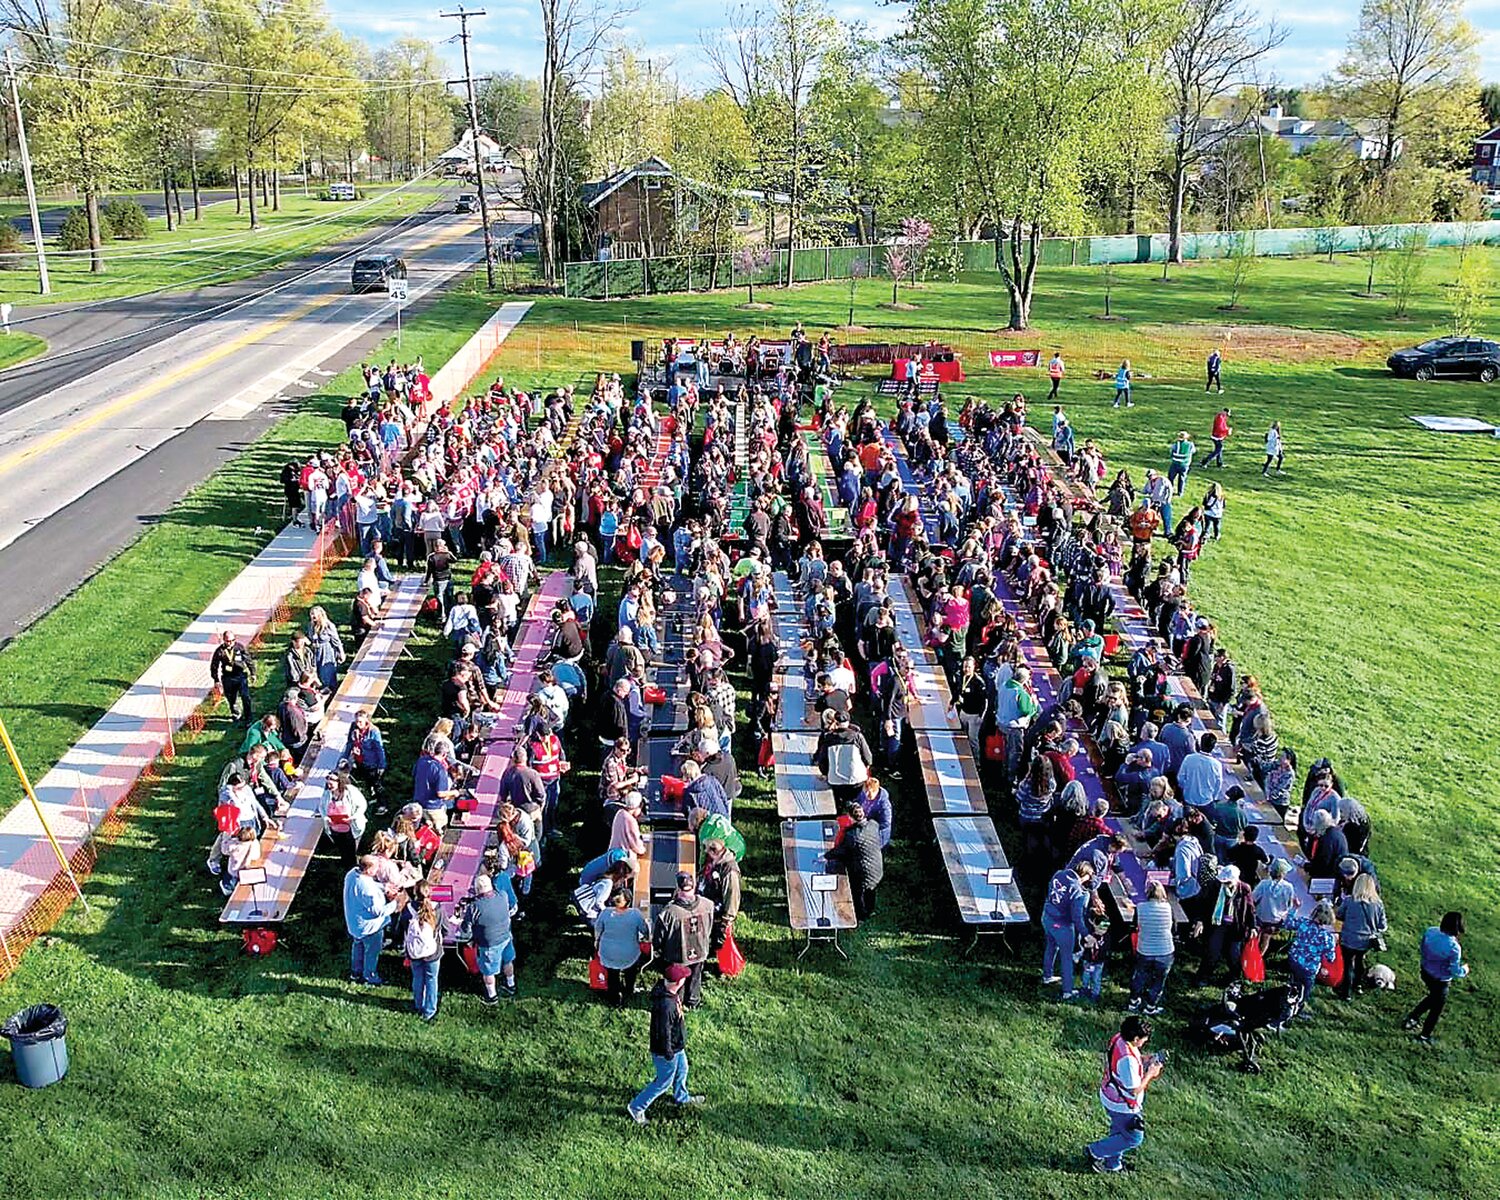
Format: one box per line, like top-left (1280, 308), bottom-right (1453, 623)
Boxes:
top-left (563, 220), bottom-right (1500, 298)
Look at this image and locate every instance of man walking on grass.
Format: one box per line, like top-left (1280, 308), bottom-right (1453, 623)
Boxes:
top-left (627, 962), bottom-right (705, 1124)
top-left (1167, 432), bottom-right (1195, 497)
top-left (1206, 407), bottom-right (1231, 468)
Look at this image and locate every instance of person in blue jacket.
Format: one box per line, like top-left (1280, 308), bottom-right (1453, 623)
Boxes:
top-left (1041, 861), bottom-right (1096, 1000)
top-left (1402, 912), bottom-right (1470, 1044)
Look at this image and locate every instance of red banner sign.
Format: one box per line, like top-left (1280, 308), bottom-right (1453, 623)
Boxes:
top-left (989, 349), bottom-right (1041, 369)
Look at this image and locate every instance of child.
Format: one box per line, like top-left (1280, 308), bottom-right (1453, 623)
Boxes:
top-left (1078, 911), bottom-right (1110, 1003)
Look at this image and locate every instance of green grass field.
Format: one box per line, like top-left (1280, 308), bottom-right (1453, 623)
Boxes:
top-left (0, 251), bottom-right (1498, 1198)
top-left (0, 182), bottom-right (456, 310)
top-left (0, 331), bottom-right (46, 368)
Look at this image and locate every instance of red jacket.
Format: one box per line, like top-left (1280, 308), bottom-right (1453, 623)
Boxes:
top-left (1212, 412), bottom-right (1230, 440)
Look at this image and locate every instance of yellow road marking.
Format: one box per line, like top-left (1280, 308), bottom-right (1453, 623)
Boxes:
top-left (0, 219), bottom-right (476, 482)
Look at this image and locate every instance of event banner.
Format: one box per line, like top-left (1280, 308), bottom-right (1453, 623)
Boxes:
top-left (988, 350), bottom-right (1041, 368)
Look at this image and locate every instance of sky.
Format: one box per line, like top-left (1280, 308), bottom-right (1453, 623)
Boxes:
top-left (327, 0), bottom-right (1500, 94)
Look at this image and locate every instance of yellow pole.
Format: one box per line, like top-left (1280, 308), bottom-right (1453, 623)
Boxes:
top-left (0, 713), bottom-right (90, 912)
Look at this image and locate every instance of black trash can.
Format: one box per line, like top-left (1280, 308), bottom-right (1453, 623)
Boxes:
top-left (3, 1004), bottom-right (68, 1088)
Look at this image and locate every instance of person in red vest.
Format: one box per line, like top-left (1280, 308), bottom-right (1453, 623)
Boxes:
top-left (1206, 407), bottom-right (1232, 468)
top-left (1086, 1014), bottom-right (1165, 1173)
top-left (528, 727), bottom-right (569, 839)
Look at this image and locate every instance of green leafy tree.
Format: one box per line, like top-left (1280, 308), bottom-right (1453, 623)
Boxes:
top-left (905, 0), bottom-right (1175, 329)
top-left (1384, 226), bottom-right (1428, 316)
top-left (1337, 0), bottom-right (1480, 177)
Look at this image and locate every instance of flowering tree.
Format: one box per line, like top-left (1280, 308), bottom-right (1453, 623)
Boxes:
top-left (900, 216), bottom-right (934, 283)
top-left (884, 244), bottom-right (912, 305)
top-left (734, 245), bottom-right (774, 304)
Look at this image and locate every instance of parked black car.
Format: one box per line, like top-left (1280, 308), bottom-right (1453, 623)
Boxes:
top-left (1387, 337), bottom-right (1500, 382)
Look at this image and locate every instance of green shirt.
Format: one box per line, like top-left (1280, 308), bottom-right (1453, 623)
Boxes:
top-left (1170, 439), bottom-right (1195, 466)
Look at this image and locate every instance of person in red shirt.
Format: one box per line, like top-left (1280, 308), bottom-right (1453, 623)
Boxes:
top-left (1206, 407), bottom-right (1231, 468)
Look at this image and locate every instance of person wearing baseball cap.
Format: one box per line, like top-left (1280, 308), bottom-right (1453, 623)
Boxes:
top-left (651, 871), bottom-right (715, 1009)
top-left (627, 961), bottom-right (704, 1123)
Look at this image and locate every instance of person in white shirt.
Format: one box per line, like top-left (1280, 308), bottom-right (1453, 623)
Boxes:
top-left (1087, 1015), bottom-right (1164, 1173)
top-left (356, 557), bottom-right (387, 606)
top-left (530, 488), bottom-right (554, 561)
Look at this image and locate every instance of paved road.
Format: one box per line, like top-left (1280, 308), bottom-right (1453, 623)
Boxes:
top-left (8, 190), bottom-right (239, 238)
top-left (0, 199), bottom-right (532, 645)
top-left (2, 210), bottom-right (459, 415)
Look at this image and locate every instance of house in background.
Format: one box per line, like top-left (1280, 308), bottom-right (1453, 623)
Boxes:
top-left (1471, 126), bottom-right (1500, 187)
top-left (1192, 106), bottom-right (1401, 161)
top-left (579, 156), bottom-right (788, 260)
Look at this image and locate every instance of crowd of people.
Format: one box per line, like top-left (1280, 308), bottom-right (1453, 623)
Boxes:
top-left (206, 330), bottom-right (1468, 1159)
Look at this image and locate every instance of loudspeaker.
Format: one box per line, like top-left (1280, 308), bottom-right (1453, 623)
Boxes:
top-left (631, 339), bottom-right (646, 363)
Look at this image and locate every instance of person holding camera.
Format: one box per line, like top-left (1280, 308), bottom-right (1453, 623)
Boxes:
top-left (1086, 1014), bottom-right (1165, 1174)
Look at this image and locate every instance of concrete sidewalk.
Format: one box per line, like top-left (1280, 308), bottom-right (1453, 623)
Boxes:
top-left (0, 522), bottom-right (325, 936)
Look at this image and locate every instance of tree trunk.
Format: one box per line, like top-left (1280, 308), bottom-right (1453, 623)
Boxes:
top-left (173, 175), bottom-right (184, 227)
top-left (1168, 158), bottom-right (1187, 264)
top-left (190, 143), bottom-right (202, 220)
top-left (271, 136), bottom-right (281, 212)
top-left (163, 170), bottom-right (174, 232)
top-left (233, 164), bottom-right (241, 215)
top-left (247, 159), bottom-right (259, 228)
top-left (85, 189), bottom-right (105, 274)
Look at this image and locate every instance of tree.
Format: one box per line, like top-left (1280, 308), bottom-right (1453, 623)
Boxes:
top-left (5, 0), bottom-right (134, 272)
top-left (478, 74), bottom-right (543, 151)
top-left (1450, 236), bottom-right (1490, 334)
top-left (846, 252), bottom-right (869, 326)
top-left (734, 244), bottom-right (772, 303)
top-left (1384, 225), bottom-right (1427, 316)
top-left (1163, 0), bottom-right (1285, 263)
top-left (586, 47), bottom-right (674, 177)
top-left (1482, 82), bottom-right (1500, 129)
top-left (1353, 190), bottom-right (1399, 295)
top-left (901, 215), bottom-right (933, 284)
top-left (674, 91), bottom-right (754, 283)
top-left (1337, 0), bottom-right (1480, 177)
top-left (535, 0), bottom-right (626, 283)
top-left (364, 38), bottom-right (453, 179)
top-left (906, 0), bottom-right (1174, 329)
top-left (1220, 230), bottom-right (1256, 308)
top-left (884, 243), bottom-right (911, 305)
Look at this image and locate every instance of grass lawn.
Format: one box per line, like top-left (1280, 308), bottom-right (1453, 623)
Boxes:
top-left (0, 251), bottom-right (1498, 1198)
top-left (0, 182), bottom-right (455, 310)
top-left (0, 331), bottom-right (46, 368)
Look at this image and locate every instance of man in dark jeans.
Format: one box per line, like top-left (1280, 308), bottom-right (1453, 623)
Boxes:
top-left (210, 630), bottom-right (256, 726)
top-left (425, 543), bottom-right (455, 617)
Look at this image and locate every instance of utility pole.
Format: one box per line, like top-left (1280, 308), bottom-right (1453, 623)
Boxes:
top-left (442, 6), bottom-right (496, 289)
top-left (5, 47), bottom-right (50, 296)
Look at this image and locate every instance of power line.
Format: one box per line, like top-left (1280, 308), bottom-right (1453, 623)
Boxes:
top-left (442, 5), bottom-right (495, 290)
top-left (15, 61), bottom-right (432, 97)
top-left (14, 26), bottom-right (450, 86)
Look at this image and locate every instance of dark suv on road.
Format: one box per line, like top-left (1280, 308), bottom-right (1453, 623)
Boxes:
top-left (350, 254), bottom-right (407, 293)
top-left (1387, 337), bottom-right (1500, 382)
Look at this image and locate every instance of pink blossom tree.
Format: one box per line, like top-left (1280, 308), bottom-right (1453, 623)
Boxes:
top-left (734, 245), bottom-right (774, 304)
top-left (900, 216), bottom-right (934, 284)
top-left (884, 244), bottom-right (911, 305)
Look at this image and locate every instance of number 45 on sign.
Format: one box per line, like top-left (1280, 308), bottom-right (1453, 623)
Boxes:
top-left (390, 279), bottom-right (409, 348)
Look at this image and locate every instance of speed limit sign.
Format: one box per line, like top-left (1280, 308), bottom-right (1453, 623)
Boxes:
top-left (389, 279), bottom-right (409, 302)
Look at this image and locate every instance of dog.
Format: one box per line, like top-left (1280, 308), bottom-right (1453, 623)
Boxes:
top-left (1368, 963), bottom-right (1397, 991)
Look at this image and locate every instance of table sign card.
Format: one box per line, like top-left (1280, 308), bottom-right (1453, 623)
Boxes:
top-left (986, 867), bottom-right (1014, 887)
top-left (811, 874), bottom-right (838, 893)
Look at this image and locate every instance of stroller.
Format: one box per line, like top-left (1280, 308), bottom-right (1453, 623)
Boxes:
top-left (1192, 982), bottom-right (1301, 1073)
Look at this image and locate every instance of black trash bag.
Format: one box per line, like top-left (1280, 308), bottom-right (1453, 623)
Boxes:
top-left (2, 1005), bottom-right (67, 1045)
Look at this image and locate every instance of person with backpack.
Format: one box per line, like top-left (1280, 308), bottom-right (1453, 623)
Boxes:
top-left (814, 711), bottom-right (873, 809)
top-left (1086, 1015), bottom-right (1165, 1173)
top-left (402, 880), bottom-right (444, 1022)
top-left (825, 800), bottom-right (884, 920)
